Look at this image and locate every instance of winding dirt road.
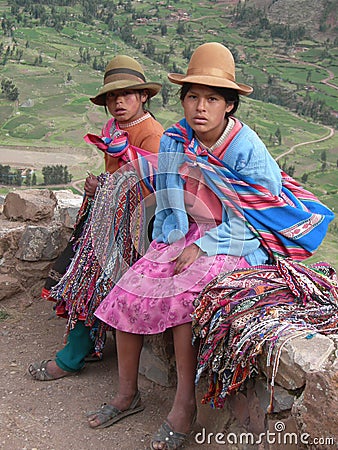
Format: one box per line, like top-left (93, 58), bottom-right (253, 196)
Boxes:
top-left (276, 125), bottom-right (335, 161)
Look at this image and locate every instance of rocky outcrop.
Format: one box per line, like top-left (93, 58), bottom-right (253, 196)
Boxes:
top-left (0, 188), bottom-right (336, 449)
top-left (0, 189), bottom-right (80, 305)
top-left (3, 189), bottom-right (57, 222)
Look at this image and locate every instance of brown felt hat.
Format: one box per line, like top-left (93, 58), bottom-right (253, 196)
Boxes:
top-left (90, 55), bottom-right (162, 106)
top-left (168, 42), bottom-right (253, 96)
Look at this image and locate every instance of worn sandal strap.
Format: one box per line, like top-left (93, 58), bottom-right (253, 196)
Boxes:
top-left (86, 391), bottom-right (144, 429)
top-left (151, 421), bottom-right (188, 450)
top-left (86, 403), bottom-right (121, 419)
top-left (28, 359), bottom-right (55, 381)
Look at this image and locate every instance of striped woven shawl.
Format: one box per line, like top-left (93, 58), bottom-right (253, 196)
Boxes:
top-left (165, 119), bottom-right (334, 261)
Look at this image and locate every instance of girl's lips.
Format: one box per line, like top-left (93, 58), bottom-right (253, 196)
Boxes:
top-left (193, 117), bottom-right (207, 124)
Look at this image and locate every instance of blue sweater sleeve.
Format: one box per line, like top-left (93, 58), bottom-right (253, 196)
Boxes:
top-left (152, 135), bottom-right (189, 243)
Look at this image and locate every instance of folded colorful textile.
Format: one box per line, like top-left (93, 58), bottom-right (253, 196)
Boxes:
top-left (192, 258), bottom-right (338, 411)
top-left (49, 117), bottom-right (158, 355)
top-left (51, 169), bottom-right (148, 353)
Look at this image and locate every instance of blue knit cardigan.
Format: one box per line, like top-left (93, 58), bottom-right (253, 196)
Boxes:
top-left (152, 119), bottom-right (282, 266)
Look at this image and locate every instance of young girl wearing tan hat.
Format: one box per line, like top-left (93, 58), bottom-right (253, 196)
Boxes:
top-left (28, 55), bottom-right (163, 381)
top-left (88, 42), bottom-right (332, 449)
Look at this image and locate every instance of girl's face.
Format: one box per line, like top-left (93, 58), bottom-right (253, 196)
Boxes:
top-left (106, 89), bottom-right (148, 124)
top-left (182, 84), bottom-right (233, 147)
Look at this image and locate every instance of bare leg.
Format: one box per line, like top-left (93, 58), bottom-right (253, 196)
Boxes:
top-left (87, 330), bottom-right (143, 428)
top-left (169, 323), bottom-right (198, 430)
top-left (152, 323), bottom-right (197, 449)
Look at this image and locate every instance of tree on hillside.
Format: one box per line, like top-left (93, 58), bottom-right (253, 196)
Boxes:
top-left (182, 44), bottom-right (192, 61)
top-left (287, 165), bottom-right (295, 177)
top-left (321, 150), bottom-right (327, 162)
top-left (160, 23), bottom-right (167, 36)
top-left (33, 54), bottom-right (43, 66)
top-left (270, 23), bottom-right (305, 46)
top-left (144, 41), bottom-right (155, 58)
top-left (13, 169), bottom-right (22, 186)
top-left (92, 56), bottom-right (105, 71)
top-left (42, 165), bottom-right (72, 185)
top-left (79, 47), bottom-right (91, 64)
top-left (25, 169), bottom-right (32, 187)
top-left (1, 78), bottom-right (19, 101)
top-left (0, 165), bottom-right (11, 184)
top-left (176, 22), bottom-right (185, 35)
top-left (15, 48), bottom-right (23, 61)
top-left (275, 127), bottom-right (282, 145)
top-left (120, 24), bottom-right (134, 45)
top-left (161, 80), bottom-right (170, 107)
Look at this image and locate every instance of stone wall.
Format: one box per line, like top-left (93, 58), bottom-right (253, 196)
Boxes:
top-left (0, 189), bottom-right (80, 303)
top-left (0, 189), bottom-right (336, 449)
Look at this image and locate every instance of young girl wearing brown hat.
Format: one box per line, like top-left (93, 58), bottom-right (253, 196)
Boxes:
top-left (28, 55), bottom-right (163, 381)
top-left (88, 42), bottom-right (332, 449)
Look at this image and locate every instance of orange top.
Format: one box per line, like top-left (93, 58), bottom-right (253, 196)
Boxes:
top-left (104, 115), bottom-right (163, 174)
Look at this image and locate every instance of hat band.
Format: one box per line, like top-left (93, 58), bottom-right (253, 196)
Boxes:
top-left (104, 67), bottom-right (146, 83)
top-left (187, 67), bottom-right (235, 82)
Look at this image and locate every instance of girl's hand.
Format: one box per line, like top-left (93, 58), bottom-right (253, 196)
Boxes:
top-left (84, 173), bottom-right (98, 197)
top-left (174, 243), bottom-right (206, 274)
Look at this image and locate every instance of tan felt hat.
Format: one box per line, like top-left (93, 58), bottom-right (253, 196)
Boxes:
top-left (91, 55), bottom-right (162, 105)
top-left (168, 42), bottom-right (253, 96)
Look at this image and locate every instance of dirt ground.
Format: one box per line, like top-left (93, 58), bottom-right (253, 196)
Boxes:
top-left (0, 296), bottom-right (206, 450)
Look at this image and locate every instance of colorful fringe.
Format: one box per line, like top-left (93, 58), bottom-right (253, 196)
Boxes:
top-left (41, 195), bottom-right (93, 298)
top-left (192, 258), bottom-right (338, 410)
top-left (51, 169), bottom-right (146, 354)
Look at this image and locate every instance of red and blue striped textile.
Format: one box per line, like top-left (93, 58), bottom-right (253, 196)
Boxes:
top-left (165, 119), bottom-right (334, 261)
top-left (84, 118), bottom-right (157, 193)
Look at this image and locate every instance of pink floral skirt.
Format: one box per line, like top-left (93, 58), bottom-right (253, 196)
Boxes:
top-left (95, 223), bottom-right (250, 334)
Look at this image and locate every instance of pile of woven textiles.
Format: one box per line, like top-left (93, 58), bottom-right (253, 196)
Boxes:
top-left (192, 258), bottom-right (338, 410)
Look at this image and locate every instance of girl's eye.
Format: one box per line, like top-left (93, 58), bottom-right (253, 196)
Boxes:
top-left (209, 97), bottom-right (218, 102)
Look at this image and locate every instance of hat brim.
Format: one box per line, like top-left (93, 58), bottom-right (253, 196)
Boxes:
top-left (90, 80), bottom-right (162, 106)
top-left (168, 73), bottom-right (253, 96)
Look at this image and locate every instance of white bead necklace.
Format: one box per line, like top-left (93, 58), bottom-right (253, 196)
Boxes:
top-left (118, 112), bottom-right (151, 128)
top-left (196, 117), bottom-right (235, 152)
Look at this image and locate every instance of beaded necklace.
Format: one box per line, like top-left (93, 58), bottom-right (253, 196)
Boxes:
top-left (196, 117), bottom-right (235, 152)
top-left (119, 112), bottom-right (151, 129)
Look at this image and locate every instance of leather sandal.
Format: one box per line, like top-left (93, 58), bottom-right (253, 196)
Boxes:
top-left (87, 391), bottom-right (144, 429)
top-left (150, 421), bottom-right (189, 449)
top-left (150, 411), bottom-right (197, 450)
top-left (28, 359), bottom-right (73, 381)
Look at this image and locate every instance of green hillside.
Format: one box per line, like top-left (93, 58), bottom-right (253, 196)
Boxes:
top-left (0, 0), bottom-right (337, 267)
